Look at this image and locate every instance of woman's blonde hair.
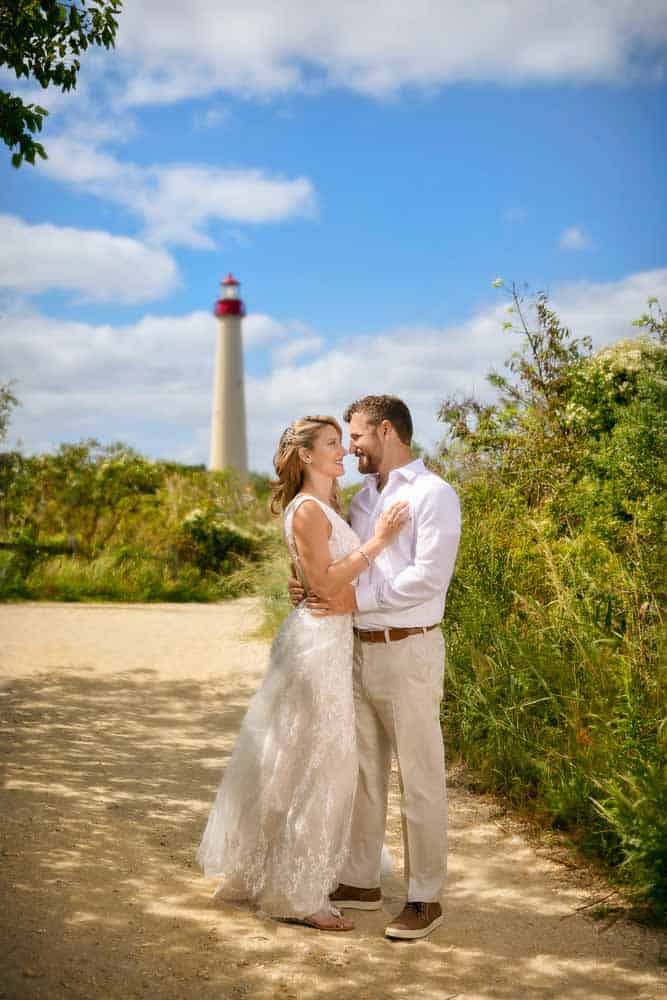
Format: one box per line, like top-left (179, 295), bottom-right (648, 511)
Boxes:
top-left (270, 415), bottom-right (343, 515)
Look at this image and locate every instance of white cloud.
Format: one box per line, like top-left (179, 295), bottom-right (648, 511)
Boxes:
top-left (109, 0), bottom-right (667, 106)
top-left (141, 165), bottom-right (316, 247)
top-left (243, 314), bottom-right (291, 349)
top-left (272, 335), bottom-right (325, 366)
top-left (0, 215), bottom-right (179, 304)
top-left (242, 314), bottom-right (319, 351)
top-left (559, 225), bottom-right (594, 251)
top-left (550, 269), bottom-right (667, 337)
top-left (40, 137), bottom-right (317, 248)
top-left (2, 269), bottom-right (666, 472)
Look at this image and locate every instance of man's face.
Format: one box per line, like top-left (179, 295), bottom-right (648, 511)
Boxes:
top-left (348, 412), bottom-right (385, 475)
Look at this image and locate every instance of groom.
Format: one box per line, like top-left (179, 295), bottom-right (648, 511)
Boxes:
top-left (292, 394), bottom-right (460, 940)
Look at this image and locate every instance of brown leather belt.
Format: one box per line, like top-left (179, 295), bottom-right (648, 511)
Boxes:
top-left (353, 623), bottom-right (439, 644)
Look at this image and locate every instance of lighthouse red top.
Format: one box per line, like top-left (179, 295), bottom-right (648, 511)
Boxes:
top-left (214, 273), bottom-right (245, 318)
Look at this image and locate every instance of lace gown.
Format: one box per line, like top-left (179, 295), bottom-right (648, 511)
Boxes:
top-left (197, 494), bottom-right (360, 918)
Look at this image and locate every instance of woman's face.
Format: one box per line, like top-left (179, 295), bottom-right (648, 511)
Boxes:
top-left (304, 425), bottom-right (347, 479)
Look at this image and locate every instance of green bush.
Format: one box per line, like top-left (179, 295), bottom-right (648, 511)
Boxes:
top-left (176, 510), bottom-right (262, 574)
top-left (0, 439), bottom-right (278, 603)
top-left (438, 289), bottom-right (666, 921)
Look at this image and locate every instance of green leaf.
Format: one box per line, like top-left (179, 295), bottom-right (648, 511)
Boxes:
top-left (1, 0), bottom-right (123, 167)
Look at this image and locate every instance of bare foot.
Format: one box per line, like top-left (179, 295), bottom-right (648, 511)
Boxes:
top-left (302, 906), bottom-right (354, 931)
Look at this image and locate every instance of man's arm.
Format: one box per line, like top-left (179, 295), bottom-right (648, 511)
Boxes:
top-left (288, 561), bottom-right (305, 606)
top-left (354, 483), bottom-right (460, 614)
top-left (289, 556), bottom-right (357, 613)
top-left (307, 583), bottom-right (357, 615)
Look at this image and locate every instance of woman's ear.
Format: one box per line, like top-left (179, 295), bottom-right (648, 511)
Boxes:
top-left (298, 447), bottom-right (311, 465)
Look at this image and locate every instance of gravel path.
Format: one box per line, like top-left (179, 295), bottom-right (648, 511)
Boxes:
top-left (1, 600), bottom-right (665, 1000)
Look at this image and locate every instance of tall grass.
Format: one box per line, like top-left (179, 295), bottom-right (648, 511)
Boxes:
top-left (442, 505), bottom-right (665, 860)
top-left (437, 292), bottom-right (666, 922)
top-left (443, 553), bottom-right (665, 919)
top-left (0, 549), bottom-right (225, 602)
top-left (226, 544), bottom-right (293, 638)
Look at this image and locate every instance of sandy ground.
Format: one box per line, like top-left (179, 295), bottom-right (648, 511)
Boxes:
top-left (1, 600), bottom-right (665, 1000)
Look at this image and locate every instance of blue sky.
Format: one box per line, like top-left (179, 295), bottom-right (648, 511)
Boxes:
top-left (1, 1), bottom-right (666, 474)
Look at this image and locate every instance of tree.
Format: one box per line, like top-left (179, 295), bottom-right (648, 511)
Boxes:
top-left (0, 0), bottom-right (122, 167)
top-left (438, 282), bottom-right (593, 504)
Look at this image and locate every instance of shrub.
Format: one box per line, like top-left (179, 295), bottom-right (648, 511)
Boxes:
top-left (0, 439), bottom-right (278, 603)
top-left (176, 510), bottom-right (262, 574)
top-left (437, 288), bottom-right (666, 920)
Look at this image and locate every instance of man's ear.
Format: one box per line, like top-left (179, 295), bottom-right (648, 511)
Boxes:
top-left (380, 419), bottom-right (392, 439)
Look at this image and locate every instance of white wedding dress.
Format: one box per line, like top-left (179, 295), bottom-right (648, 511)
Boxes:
top-left (197, 494), bottom-right (360, 918)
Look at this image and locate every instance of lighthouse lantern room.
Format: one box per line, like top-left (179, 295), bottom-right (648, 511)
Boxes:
top-left (214, 274), bottom-right (246, 316)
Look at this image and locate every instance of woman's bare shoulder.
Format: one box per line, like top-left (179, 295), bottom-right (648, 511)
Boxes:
top-left (291, 496), bottom-right (333, 537)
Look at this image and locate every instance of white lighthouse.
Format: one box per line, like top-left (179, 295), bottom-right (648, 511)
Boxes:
top-left (209, 273), bottom-right (248, 478)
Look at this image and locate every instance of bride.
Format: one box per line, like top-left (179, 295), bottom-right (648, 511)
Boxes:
top-left (197, 414), bottom-right (408, 931)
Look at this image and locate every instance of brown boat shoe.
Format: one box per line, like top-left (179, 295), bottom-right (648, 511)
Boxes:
top-left (385, 901), bottom-right (443, 939)
top-left (329, 883), bottom-right (383, 910)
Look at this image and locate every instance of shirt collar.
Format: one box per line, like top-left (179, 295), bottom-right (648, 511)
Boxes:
top-left (363, 457), bottom-right (425, 494)
top-left (390, 458), bottom-right (425, 482)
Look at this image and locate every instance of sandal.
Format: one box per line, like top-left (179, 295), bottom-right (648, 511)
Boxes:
top-left (290, 905), bottom-right (355, 932)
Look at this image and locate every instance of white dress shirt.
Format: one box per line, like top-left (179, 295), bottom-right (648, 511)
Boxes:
top-left (350, 458), bottom-right (461, 630)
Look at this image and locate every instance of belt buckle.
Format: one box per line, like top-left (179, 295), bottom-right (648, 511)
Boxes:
top-left (383, 628), bottom-right (390, 643)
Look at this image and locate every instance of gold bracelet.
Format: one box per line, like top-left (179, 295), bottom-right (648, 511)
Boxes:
top-left (359, 548), bottom-right (372, 568)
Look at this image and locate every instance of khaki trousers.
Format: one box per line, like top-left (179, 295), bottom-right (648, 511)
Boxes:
top-left (341, 628), bottom-right (447, 902)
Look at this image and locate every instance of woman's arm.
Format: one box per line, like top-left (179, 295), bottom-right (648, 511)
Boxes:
top-left (292, 499), bottom-right (408, 600)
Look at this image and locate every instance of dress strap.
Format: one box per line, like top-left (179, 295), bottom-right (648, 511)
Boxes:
top-left (293, 491), bottom-right (334, 514)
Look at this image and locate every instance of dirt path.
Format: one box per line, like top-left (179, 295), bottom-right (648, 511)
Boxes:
top-left (1, 600), bottom-right (665, 1000)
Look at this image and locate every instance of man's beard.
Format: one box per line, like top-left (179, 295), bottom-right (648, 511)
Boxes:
top-left (357, 453), bottom-right (378, 473)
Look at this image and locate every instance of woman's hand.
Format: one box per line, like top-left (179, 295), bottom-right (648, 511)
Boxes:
top-left (374, 500), bottom-right (410, 544)
top-left (290, 498), bottom-right (408, 602)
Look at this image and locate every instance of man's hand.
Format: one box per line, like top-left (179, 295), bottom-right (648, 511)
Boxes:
top-left (307, 585), bottom-right (357, 617)
top-left (288, 574), bottom-right (305, 607)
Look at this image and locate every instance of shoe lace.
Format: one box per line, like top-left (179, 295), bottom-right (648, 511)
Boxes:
top-left (406, 902), bottom-right (427, 917)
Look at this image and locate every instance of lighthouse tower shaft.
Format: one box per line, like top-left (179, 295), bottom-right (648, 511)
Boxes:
top-left (209, 276), bottom-right (248, 478)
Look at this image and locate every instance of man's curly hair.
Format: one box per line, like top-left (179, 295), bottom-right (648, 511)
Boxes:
top-left (343, 395), bottom-right (413, 445)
